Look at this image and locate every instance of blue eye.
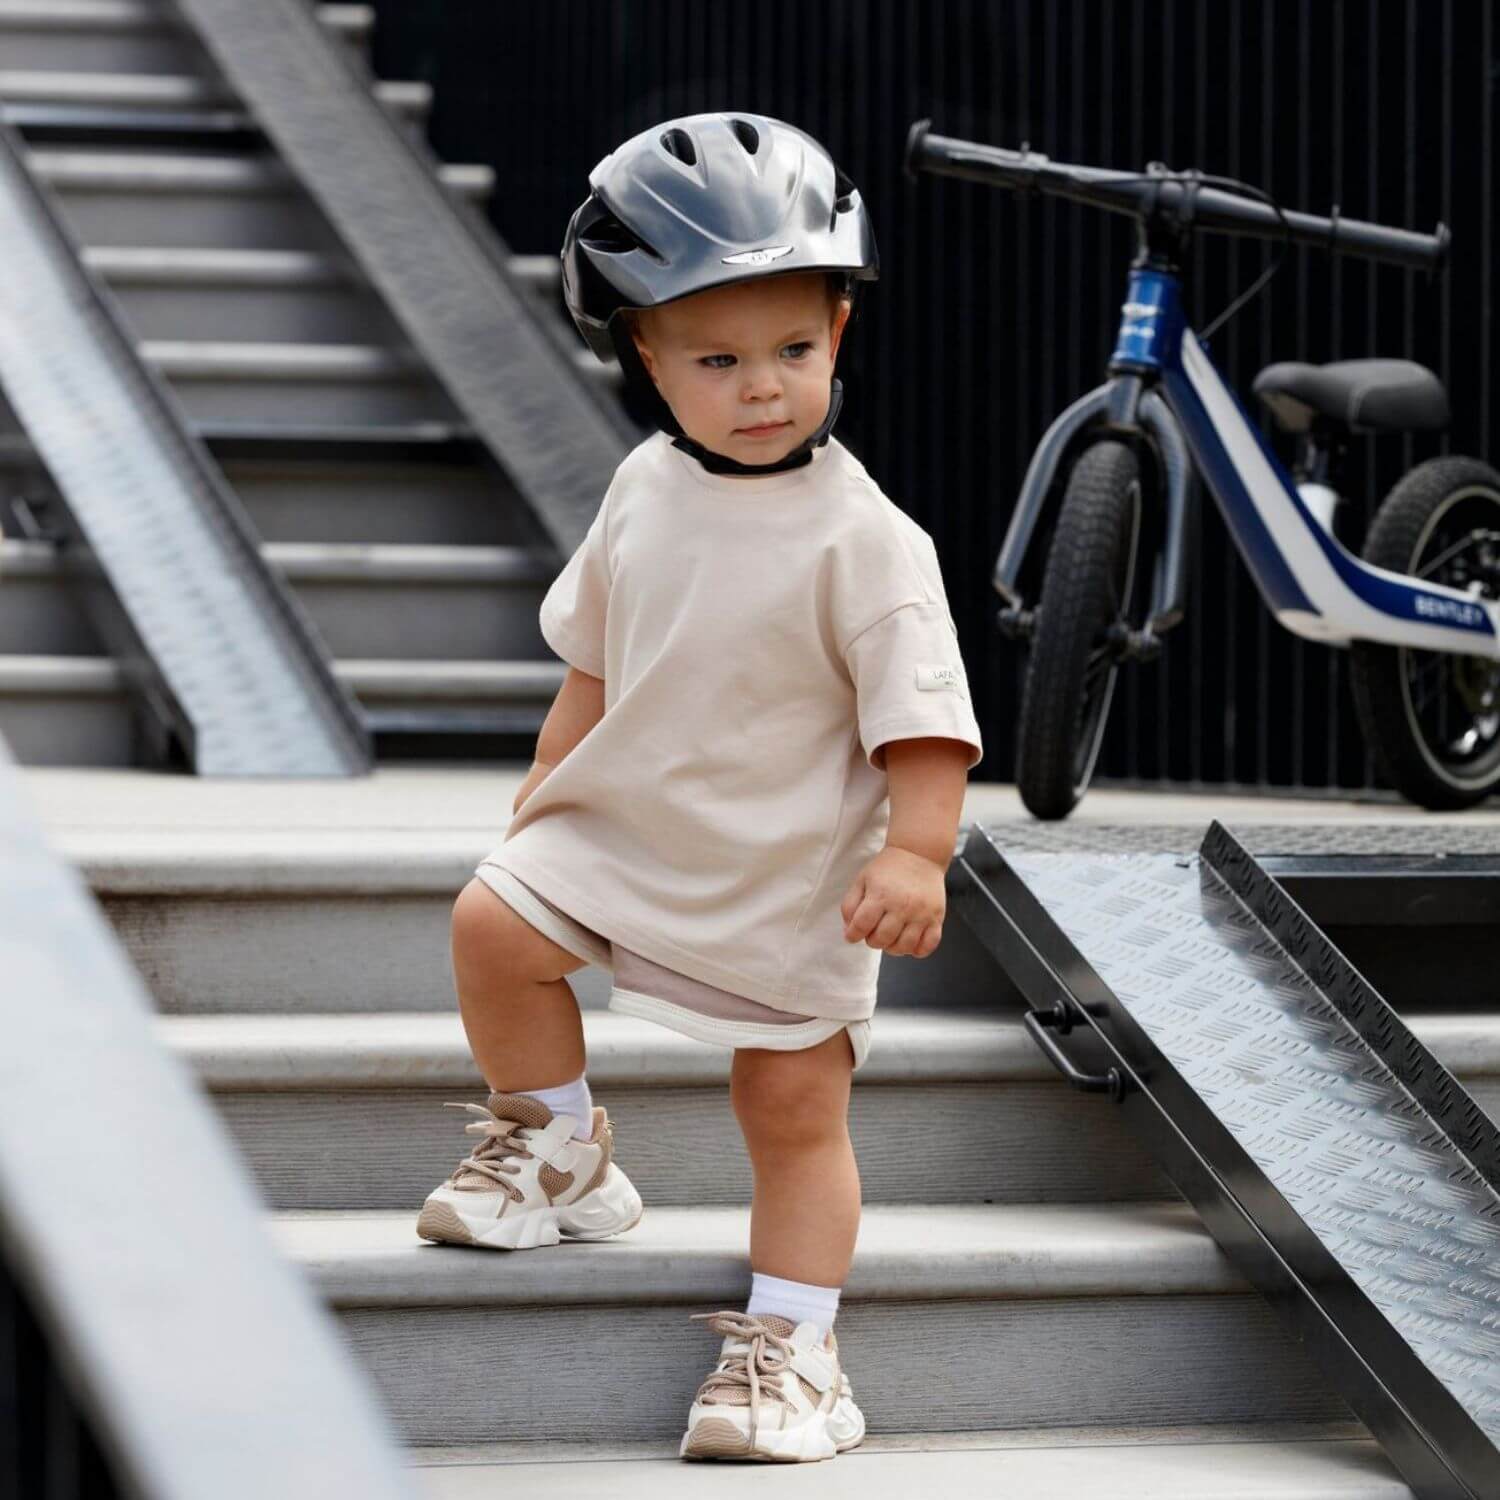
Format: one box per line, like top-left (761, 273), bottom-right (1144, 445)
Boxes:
top-left (699, 354), bottom-right (736, 369)
top-left (782, 341), bottom-right (814, 359)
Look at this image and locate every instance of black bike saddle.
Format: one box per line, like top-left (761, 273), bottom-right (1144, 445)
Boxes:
top-left (1253, 358), bottom-right (1450, 435)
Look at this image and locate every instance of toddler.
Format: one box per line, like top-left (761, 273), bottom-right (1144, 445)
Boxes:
top-left (417, 111), bottom-right (983, 1463)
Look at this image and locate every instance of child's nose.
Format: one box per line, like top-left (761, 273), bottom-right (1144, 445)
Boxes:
top-left (742, 361), bottom-right (783, 399)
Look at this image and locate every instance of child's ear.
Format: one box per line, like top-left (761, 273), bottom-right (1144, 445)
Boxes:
top-left (630, 323), bottom-right (660, 384)
top-left (828, 298), bottom-right (852, 364)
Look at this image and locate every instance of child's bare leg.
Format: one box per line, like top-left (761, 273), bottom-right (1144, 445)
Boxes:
top-left (730, 1030), bottom-right (860, 1286)
top-left (449, 877), bottom-right (588, 1090)
top-left (421, 877), bottom-right (642, 1251)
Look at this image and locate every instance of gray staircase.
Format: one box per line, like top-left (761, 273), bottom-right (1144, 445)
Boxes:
top-left (0, 0), bottom-right (608, 764)
top-left (38, 802), bottom-right (1433, 1489)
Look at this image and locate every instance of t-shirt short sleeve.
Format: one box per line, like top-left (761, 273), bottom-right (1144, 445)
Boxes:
top-left (845, 601), bottom-right (984, 773)
top-left (538, 489), bottom-right (612, 679)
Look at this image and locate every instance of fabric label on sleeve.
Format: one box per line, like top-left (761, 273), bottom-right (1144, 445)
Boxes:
top-left (915, 663), bottom-right (965, 693)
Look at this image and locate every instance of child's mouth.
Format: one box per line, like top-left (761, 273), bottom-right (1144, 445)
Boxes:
top-left (736, 421), bottom-right (793, 438)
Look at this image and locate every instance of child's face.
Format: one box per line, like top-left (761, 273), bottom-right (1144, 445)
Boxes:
top-left (631, 272), bottom-right (851, 468)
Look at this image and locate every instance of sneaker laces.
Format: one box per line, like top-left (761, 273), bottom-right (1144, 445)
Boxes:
top-left (441, 1101), bottom-right (537, 1202)
top-left (690, 1310), bottom-right (797, 1442)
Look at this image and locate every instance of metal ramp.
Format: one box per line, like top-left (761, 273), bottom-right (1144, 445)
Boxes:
top-left (0, 0), bottom-right (634, 764)
top-left (174, 0), bottom-right (633, 556)
top-left (952, 820), bottom-right (1500, 1500)
top-left (0, 115), bottom-right (370, 775)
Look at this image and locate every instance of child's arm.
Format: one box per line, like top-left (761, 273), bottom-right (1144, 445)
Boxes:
top-left (839, 735), bottom-right (971, 957)
top-left (513, 666), bottom-right (606, 813)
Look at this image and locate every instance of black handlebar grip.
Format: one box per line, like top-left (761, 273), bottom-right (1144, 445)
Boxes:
top-left (904, 117), bottom-right (934, 183)
top-left (1432, 222), bottom-right (1452, 273)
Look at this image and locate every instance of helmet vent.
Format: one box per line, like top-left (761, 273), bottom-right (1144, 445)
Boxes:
top-left (659, 127), bottom-right (698, 167)
top-left (579, 207), bottom-right (664, 263)
top-left (833, 168), bottom-right (857, 215)
top-left (730, 118), bottom-right (761, 156)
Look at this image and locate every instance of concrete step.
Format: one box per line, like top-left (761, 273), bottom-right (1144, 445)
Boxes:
top-left (164, 1006), bottom-right (1500, 1210)
top-left (0, 541), bottom-right (102, 655)
top-left (140, 340), bottom-right (459, 425)
top-left (0, 656), bottom-right (557, 765)
top-left (407, 1428), bottom-right (1404, 1500)
top-left (0, 654), bottom-right (136, 764)
top-left (83, 246), bottom-right (407, 344)
top-left (314, 4), bottom-right (375, 54)
top-left (218, 448), bottom-right (523, 547)
top-left (0, 68), bottom-right (428, 126)
top-left (163, 1008), bottom-right (1186, 1210)
top-left (269, 1203), bottom-right (1352, 1443)
top-left (31, 147), bottom-right (493, 249)
top-left (0, 538), bottom-right (554, 659)
top-left (94, 267), bottom-right (613, 393)
top-left (66, 826), bottom-right (987, 1013)
top-left (0, 2), bottom-right (371, 73)
top-left (267, 544), bottom-right (552, 660)
top-left (84, 245), bottom-right (551, 363)
top-left (345, 658), bottom-right (561, 737)
top-left (0, 424), bottom-right (528, 548)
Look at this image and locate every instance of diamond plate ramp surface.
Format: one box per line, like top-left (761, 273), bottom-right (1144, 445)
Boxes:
top-left (953, 819), bottom-right (1500, 1500)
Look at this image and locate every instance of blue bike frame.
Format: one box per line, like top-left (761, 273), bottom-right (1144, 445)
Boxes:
top-left (996, 267), bottom-right (1500, 658)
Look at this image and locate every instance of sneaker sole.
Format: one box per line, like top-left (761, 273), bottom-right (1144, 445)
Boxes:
top-left (416, 1165), bottom-right (643, 1251)
top-left (680, 1404), bottom-right (865, 1463)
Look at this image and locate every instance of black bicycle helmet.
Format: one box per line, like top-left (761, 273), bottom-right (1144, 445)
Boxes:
top-left (561, 111), bottom-right (878, 470)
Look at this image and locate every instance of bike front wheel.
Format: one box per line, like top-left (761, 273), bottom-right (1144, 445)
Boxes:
top-left (1350, 455), bottom-right (1500, 809)
top-left (1015, 439), bottom-right (1143, 820)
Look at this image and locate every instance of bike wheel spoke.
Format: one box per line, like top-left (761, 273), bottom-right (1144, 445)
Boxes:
top-left (1407, 652), bottom-right (1449, 714)
top-left (1082, 648), bottom-right (1114, 691)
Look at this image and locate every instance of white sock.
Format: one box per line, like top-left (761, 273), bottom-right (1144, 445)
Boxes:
top-left (745, 1271), bottom-right (841, 1337)
top-left (517, 1074), bottom-right (594, 1142)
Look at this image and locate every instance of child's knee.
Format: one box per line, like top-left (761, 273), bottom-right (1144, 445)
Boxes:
top-left (449, 878), bottom-right (578, 985)
top-left (731, 1040), bottom-right (851, 1151)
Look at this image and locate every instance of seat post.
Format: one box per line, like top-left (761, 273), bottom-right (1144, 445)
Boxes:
top-left (1294, 420), bottom-right (1348, 534)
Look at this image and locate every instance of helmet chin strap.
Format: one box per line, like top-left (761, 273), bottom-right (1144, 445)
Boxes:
top-left (670, 380), bottom-right (845, 477)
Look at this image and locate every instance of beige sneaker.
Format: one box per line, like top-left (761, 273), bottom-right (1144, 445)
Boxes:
top-left (679, 1311), bottom-right (865, 1462)
top-left (416, 1091), bottom-right (642, 1251)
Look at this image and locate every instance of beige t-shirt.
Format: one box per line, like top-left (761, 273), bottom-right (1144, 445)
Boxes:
top-left (486, 430), bottom-right (983, 1022)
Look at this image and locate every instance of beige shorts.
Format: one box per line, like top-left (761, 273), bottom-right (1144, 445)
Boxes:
top-left (474, 859), bottom-right (871, 1072)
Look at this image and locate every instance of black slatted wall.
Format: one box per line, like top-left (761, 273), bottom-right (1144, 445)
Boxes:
top-left (374, 0), bottom-right (1498, 795)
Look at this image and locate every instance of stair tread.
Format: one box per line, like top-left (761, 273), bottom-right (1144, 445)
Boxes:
top-left (0, 69), bottom-right (426, 114)
top-left (0, 655), bottom-right (565, 698)
top-left (158, 1007), bottom-right (1056, 1087)
top-left (2, 537), bottom-right (552, 582)
top-left (0, 653), bottom-right (120, 689)
top-left (0, 422), bottom-right (484, 462)
top-left (406, 1429), bottom-right (1404, 1499)
top-left (272, 1201), bottom-right (1245, 1306)
top-left (141, 339), bottom-right (426, 378)
top-left (506, 253), bottom-right (561, 287)
top-left (0, 0), bottom-right (167, 25)
top-left (55, 819), bottom-right (965, 893)
top-left (28, 147), bottom-right (491, 196)
top-left (0, 1), bottom-right (365, 31)
top-left (2, 536), bottom-right (554, 582)
top-left (83, 244), bottom-right (353, 285)
top-left (0, 69), bottom-right (232, 103)
top-left (315, 5), bottom-right (373, 39)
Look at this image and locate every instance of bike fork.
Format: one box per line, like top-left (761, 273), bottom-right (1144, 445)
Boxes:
top-left (994, 374), bottom-right (1193, 651)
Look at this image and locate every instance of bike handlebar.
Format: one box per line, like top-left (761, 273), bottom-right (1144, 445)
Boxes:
top-left (905, 120), bottom-right (1450, 273)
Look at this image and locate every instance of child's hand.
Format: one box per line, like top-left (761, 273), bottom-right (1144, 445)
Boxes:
top-left (839, 846), bottom-right (946, 957)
